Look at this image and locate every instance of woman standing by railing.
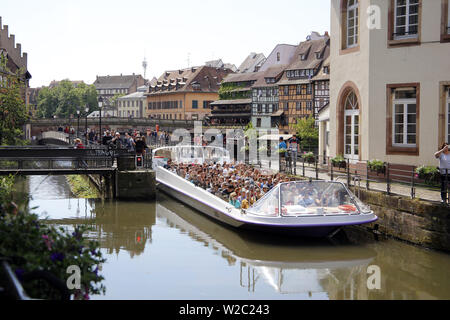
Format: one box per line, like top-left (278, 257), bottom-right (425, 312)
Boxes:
top-left (435, 142), bottom-right (450, 204)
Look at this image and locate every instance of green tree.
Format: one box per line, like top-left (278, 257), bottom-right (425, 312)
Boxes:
top-left (37, 80), bottom-right (98, 118)
top-left (0, 54), bottom-right (29, 145)
top-left (294, 116), bottom-right (319, 150)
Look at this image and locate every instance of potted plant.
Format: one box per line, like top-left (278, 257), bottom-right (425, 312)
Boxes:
top-left (302, 152), bottom-right (316, 164)
top-left (415, 165), bottom-right (440, 186)
top-left (368, 159), bottom-right (386, 174)
top-left (278, 148), bottom-right (287, 157)
top-left (331, 155), bottom-right (346, 169)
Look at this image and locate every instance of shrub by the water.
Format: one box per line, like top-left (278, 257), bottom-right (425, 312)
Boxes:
top-left (0, 175), bottom-right (106, 300)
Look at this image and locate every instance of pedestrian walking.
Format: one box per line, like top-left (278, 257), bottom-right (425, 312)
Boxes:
top-left (435, 142), bottom-right (450, 204)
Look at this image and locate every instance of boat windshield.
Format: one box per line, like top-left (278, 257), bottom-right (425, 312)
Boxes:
top-left (247, 181), bottom-right (370, 217)
top-left (247, 187), bottom-right (279, 217)
top-left (279, 181), bottom-right (364, 216)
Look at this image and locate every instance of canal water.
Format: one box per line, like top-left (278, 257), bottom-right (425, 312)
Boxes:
top-left (13, 176), bottom-right (450, 300)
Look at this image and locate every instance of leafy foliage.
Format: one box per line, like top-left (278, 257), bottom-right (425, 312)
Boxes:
top-left (368, 159), bottom-right (386, 173)
top-left (415, 166), bottom-right (440, 185)
top-left (294, 116), bottom-right (318, 150)
top-left (331, 155), bottom-right (346, 167)
top-left (0, 54), bottom-right (29, 145)
top-left (36, 80), bottom-right (98, 118)
top-left (0, 210), bottom-right (106, 300)
top-left (302, 152), bottom-right (316, 164)
top-left (218, 82), bottom-right (248, 100)
top-left (0, 175), bottom-right (106, 300)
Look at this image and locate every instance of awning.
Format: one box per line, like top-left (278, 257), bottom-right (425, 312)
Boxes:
top-left (210, 99), bottom-right (252, 106)
top-left (210, 113), bottom-right (251, 118)
top-left (272, 110), bottom-right (284, 117)
top-left (258, 134), bottom-right (293, 141)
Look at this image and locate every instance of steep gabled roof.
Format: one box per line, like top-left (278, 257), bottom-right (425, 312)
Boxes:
top-left (148, 66), bottom-right (233, 95)
top-left (286, 37), bottom-right (330, 71)
top-left (237, 52), bottom-right (266, 73)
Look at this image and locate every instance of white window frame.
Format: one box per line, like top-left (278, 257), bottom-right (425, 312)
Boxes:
top-left (392, 89), bottom-right (417, 148)
top-left (346, 0), bottom-right (359, 48)
top-left (394, 0), bottom-right (419, 40)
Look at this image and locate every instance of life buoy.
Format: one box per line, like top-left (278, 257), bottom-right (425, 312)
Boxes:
top-left (338, 205), bottom-right (357, 212)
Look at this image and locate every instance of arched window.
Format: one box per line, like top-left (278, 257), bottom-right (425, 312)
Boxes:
top-left (343, 89), bottom-right (360, 160)
top-left (344, 91), bottom-right (359, 110)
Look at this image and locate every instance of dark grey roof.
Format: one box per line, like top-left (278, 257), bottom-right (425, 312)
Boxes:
top-left (94, 74), bottom-right (143, 89)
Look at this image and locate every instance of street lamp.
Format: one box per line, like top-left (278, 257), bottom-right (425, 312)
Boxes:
top-left (85, 105), bottom-right (89, 145)
top-left (76, 109), bottom-right (80, 138)
top-left (98, 96), bottom-right (103, 141)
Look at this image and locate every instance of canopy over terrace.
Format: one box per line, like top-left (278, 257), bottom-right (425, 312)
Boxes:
top-left (258, 134), bottom-right (293, 141)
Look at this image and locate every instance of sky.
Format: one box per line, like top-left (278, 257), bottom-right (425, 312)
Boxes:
top-left (1, 0), bottom-right (330, 88)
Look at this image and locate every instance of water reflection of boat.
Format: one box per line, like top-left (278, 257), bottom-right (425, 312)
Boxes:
top-left (156, 193), bottom-right (376, 296)
top-left (153, 146), bottom-right (378, 238)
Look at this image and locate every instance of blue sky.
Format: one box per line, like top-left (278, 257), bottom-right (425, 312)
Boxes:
top-left (1, 0), bottom-right (330, 87)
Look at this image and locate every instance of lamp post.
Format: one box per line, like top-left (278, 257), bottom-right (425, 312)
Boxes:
top-left (76, 109), bottom-right (80, 138)
top-left (98, 96), bottom-right (103, 141)
top-left (85, 105), bottom-right (89, 145)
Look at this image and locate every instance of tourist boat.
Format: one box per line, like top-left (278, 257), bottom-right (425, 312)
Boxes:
top-left (156, 196), bottom-right (376, 294)
top-left (152, 146), bottom-right (378, 238)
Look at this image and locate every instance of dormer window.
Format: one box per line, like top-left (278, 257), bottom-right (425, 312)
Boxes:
top-left (277, 52), bottom-right (281, 62)
top-left (316, 52), bottom-right (322, 59)
top-left (324, 66), bottom-right (330, 74)
top-left (295, 70), bottom-right (299, 77)
top-left (300, 54), bottom-right (307, 61)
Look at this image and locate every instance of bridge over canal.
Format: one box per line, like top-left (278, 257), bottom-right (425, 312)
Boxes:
top-left (0, 146), bottom-right (155, 200)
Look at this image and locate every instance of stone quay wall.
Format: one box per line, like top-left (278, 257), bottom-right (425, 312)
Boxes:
top-left (355, 188), bottom-right (450, 252)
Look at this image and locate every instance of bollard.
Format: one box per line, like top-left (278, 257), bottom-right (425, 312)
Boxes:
top-left (330, 158), bottom-right (334, 181)
top-left (366, 161), bottom-right (370, 190)
top-left (302, 157), bottom-right (305, 177)
top-left (315, 156), bottom-right (318, 180)
top-left (347, 158), bottom-right (350, 187)
top-left (386, 162), bottom-right (391, 195)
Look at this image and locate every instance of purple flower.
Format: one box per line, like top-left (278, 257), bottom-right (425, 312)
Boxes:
top-left (72, 230), bottom-right (82, 240)
top-left (50, 252), bottom-right (65, 262)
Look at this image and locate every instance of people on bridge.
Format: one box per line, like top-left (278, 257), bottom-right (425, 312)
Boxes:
top-left (135, 135), bottom-right (147, 156)
top-left (74, 138), bottom-right (85, 149)
top-left (102, 131), bottom-right (113, 146)
top-left (110, 132), bottom-right (123, 150)
top-left (124, 132), bottom-right (136, 153)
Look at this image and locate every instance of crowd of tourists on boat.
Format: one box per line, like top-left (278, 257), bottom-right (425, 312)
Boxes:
top-left (164, 160), bottom-right (295, 209)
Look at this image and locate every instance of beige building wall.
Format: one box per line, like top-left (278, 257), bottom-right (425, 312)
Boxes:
top-left (329, 0), bottom-right (371, 161)
top-left (368, 0), bottom-right (450, 166)
top-left (330, 0), bottom-right (450, 166)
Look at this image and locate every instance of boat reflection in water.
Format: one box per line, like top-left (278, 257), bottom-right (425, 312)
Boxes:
top-left (44, 199), bottom-right (156, 258)
top-left (156, 193), bottom-right (376, 298)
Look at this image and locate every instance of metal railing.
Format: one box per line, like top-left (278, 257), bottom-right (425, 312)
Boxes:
top-left (277, 154), bottom-right (449, 204)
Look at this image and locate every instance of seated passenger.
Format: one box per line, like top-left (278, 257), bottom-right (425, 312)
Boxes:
top-left (229, 192), bottom-right (241, 209)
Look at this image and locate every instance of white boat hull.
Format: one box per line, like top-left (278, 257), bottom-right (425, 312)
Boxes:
top-left (155, 167), bottom-right (378, 238)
